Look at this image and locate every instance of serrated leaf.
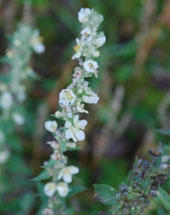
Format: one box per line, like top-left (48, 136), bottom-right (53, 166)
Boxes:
top-left (157, 187), bottom-right (170, 211)
top-left (94, 184), bottom-right (117, 205)
top-left (32, 170), bottom-right (50, 181)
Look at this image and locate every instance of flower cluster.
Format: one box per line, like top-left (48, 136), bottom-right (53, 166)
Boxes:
top-left (42, 8), bottom-right (105, 215)
top-left (0, 24), bottom-right (45, 164)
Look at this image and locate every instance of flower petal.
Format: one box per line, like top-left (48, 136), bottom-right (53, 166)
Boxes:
top-left (56, 182), bottom-right (69, 197)
top-left (73, 115), bottom-right (79, 124)
top-left (70, 166), bottom-right (79, 174)
top-left (77, 119), bottom-right (87, 129)
top-left (57, 171), bottom-right (63, 180)
top-left (63, 173), bottom-right (72, 183)
top-left (45, 120), bottom-right (57, 133)
top-left (65, 129), bottom-right (73, 140)
top-left (44, 182), bottom-right (57, 197)
top-left (75, 129), bottom-right (85, 141)
top-left (65, 121), bottom-right (72, 128)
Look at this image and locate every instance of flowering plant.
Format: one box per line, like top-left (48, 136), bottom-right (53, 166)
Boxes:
top-left (94, 143), bottom-right (170, 215)
top-left (38, 8), bottom-right (106, 215)
top-left (0, 24), bottom-right (45, 164)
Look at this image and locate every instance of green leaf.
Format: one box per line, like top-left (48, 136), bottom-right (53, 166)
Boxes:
top-left (36, 182), bottom-right (48, 203)
top-left (67, 146), bottom-right (82, 151)
top-left (67, 186), bottom-right (86, 197)
top-left (157, 187), bottom-right (170, 211)
top-left (42, 159), bottom-right (56, 168)
top-left (157, 206), bottom-right (166, 215)
top-left (61, 140), bottom-right (67, 153)
top-left (94, 184), bottom-right (117, 205)
top-left (32, 170), bottom-right (50, 181)
top-left (154, 128), bottom-right (170, 136)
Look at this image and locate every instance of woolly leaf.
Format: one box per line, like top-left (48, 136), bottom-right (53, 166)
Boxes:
top-left (32, 170), bottom-right (50, 181)
top-left (157, 187), bottom-right (170, 211)
top-left (94, 184), bottom-right (117, 205)
top-left (67, 186), bottom-right (86, 197)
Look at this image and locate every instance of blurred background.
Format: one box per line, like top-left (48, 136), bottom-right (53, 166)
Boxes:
top-left (0, 0), bottom-right (170, 214)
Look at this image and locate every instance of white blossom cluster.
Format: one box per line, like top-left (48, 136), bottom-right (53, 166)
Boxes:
top-left (43, 8), bottom-right (105, 214)
top-left (0, 24), bottom-right (45, 164)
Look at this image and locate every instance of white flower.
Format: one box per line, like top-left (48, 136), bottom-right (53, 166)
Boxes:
top-left (78, 8), bottom-right (92, 23)
top-left (65, 115), bottom-right (87, 142)
top-left (93, 50), bottom-right (100, 57)
top-left (56, 182), bottom-right (69, 197)
top-left (55, 110), bottom-right (65, 118)
top-left (162, 155), bottom-right (170, 163)
top-left (81, 27), bottom-right (92, 36)
top-left (47, 140), bottom-right (60, 150)
top-left (0, 83), bottom-right (7, 92)
top-left (14, 39), bottom-right (21, 47)
top-left (72, 39), bottom-right (82, 59)
top-left (44, 182), bottom-right (57, 197)
top-left (31, 30), bottom-right (45, 53)
top-left (160, 163), bottom-right (169, 170)
top-left (73, 67), bottom-right (83, 79)
top-left (59, 89), bottom-right (76, 106)
top-left (65, 106), bottom-right (73, 118)
top-left (43, 208), bottom-right (53, 215)
top-left (58, 166), bottom-right (79, 183)
top-left (7, 50), bottom-right (14, 58)
top-left (51, 152), bottom-right (61, 160)
top-left (33, 42), bottom-right (45, 53)
top-left (45, 120), bottom-right (58, 133)
top-left (81, 27), bottom-right (93, 41)
top-left (76, 101), bottom-right (88, 113)
top-left (67, 141), bottom-right (76, 148)
top-left (83, 60), bottom-right (99, 77)
top-left (0, 150), bottom-right (10, 164)
top-left (82, 89), bottom-right (99, 104)
top-left (12, 112), bottom-right (25, 125)
top-left (95, 35), bottom-right (106, 47)
top-left (0, 91), bottom-right (13, 109)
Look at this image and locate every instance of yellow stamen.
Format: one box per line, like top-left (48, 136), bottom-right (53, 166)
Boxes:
top-left (32, 36), bottom-right (43, 44)
top-left (89, 63), bottom-right (94, 69)
top-left (73, 45), bottom-right (79, 51)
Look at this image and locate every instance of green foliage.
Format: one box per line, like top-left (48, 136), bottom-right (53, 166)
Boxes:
top-left (94, 145), bottom-right (170, 215)
top-left (99, 159), bottom-right (127, 189)
top-left (32, 170), bottom-right (51, 181)
top-left (156, 187), bottom-right (170, 211)
top-left (0, 0), bottom-right (170, 214)
top-left (94, 184), bottom-right (116, 205)
top-left (67, 186), bottom-right (86, 197)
